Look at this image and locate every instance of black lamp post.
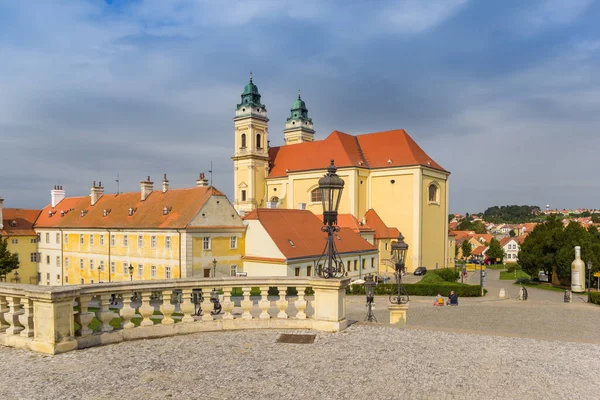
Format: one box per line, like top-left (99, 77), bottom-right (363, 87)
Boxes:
top-left (389, 233), bottom-right (409, 304)
top-left (14, 270), bottom-right (19, 283)
top-left (317, 160), bottom-right (345, 278)
top-left (364, 274), bottom-right (377, 322)
top-left (212, 258), bottom-right (217, 278)
top-left (97, 266), bottom-right (101, 283)
top-left (128, 265), bottom-right (133, 281)
top-left (587, 260), bottom-right (592, 303)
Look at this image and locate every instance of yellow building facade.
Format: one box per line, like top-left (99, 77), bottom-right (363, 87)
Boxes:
top-left (232, 76), bottom-right (450, 272)
top-left (35, 179), bottom-right (245, 285)
top-left (0, 201), bottom-right (40, 284)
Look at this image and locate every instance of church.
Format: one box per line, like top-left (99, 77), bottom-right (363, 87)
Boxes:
top-left (232, 74), bottom-right (451, 273)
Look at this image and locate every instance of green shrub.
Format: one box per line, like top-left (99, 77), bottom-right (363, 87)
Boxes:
top-left (431, 268), bottom-right (459, 282)
top-left (515, 277), bottom-right (530, 284)
top-left (590, 292), bottom-right (600, 305)
top-left (419, 273), bottom-right (445, 284)
top-left (506, 265), bottom-right (517, 273)
top-left (347, 282), bottom-right (482, 297)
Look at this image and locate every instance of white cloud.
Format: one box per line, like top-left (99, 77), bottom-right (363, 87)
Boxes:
top-left (520, 0), bottom-right (594, 33)
top-left (378, 0), bottom-right (469, 34)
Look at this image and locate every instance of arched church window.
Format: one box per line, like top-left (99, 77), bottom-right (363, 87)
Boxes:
top-left (256, 134), bottom-right (262, 149)
top-left (241, 134), bottom-right (246, 148)
top-left (310, 188), bottom-right (322, 203)
top-left (428, 183), bottom-right (438, 203)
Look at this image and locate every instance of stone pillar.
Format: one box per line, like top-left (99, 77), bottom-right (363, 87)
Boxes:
top-left (240, 287), bottom-right (253, 320)
top-left (74, 295), bottom-right (94, 336)
top-left (201, 289), bottom-right (215, 322)
top-left (138, 291), bottom-right (154, 327)
top-left (30, 290), bottom-right (78, 355)
top-left (310, 278), bottom-right (349, 331)
top-left (120, 293), bottom-right (136, 329)
top-left (0, 295), bottom-right (10, 332)
top-left (388, 304), bottom-right (409, 325)
top-left (276, 287), bottom-right (288, 319)
top-left (5, 296), bottom-right (24, 335)
top-left (160, 290), bottom-right (175, 325)
top-left (96, 294), bottom-right (117, 332)
top-left (258, 286), bottom-right (271, 320)
top-left (295, 286), bottom-right (307, 320)
top-left (18, 297), bottom-right (34, 337)
top-left (222, 287), bottom-right (234, 320)
top-left (180, 289), bottom-right (195, 323)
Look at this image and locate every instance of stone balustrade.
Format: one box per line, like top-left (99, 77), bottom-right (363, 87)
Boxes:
top-left (0, 277), bottom-right (349, 354)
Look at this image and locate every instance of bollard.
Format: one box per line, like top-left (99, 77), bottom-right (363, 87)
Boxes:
top-left (564, 290), bottom-right (572, 303)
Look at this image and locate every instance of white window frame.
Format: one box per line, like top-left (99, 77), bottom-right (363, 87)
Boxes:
top-left (56, 233), bottom-right (60, 243)
top-left (100, 260), bottom-right (105, 272)
top-left (56, 256), bottom-right (60, 267)
top-left (138, 264), bottom-right (143, 277)
top-left (111, 261), bottom-right (115, 274)
top-left (230, 265), bottom-right (238, 277)
top-left (151, 265), bottom-right (157, 278)
top-left (123, 235), bottom-right (128, 247)
top-left (65, 258), bottom-right (69, 268)
top-left (11, 239), bottom-right (18, 244)
top-left (64, 234), bottom-right (68, 244)
top-left (138, 235), bottom-right (143, 248)
top-left (90, 260), bottom-right (94, 271)
top-left (80, 234), bottom-right (84, 245)
top-left (230, 236), bottom-right (238, 249)
top-left (165, 266), bottom-right (171, 279)
top-left (203, 237), bottom-right (211, 250)
top-left (166, 236), bottom-right (171, 249)
top-left (45, 233), bottom-right (50, 243)
top-left (151, 236), bottom-right (156, 249)
top-left (123, 262), bottom-right (129, 275)
top-left (100, 235), bottom-right (104, 246)
top-left (80, 259), bottom-right (84, 270)
top-left (111, 235), bottom-right (116, 246)
top-left (90, 235), bottom-right (94, 246)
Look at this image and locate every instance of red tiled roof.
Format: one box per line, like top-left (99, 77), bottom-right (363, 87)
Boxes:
top-left (35, 186), bottom-right (224, 229)
top-left (499, 237), bottom-right (523, 247)
top-left (244, 208), bottom-right (376, 260)
top-left (450, 230), bottom-right (475, 240)
top-left (364, 209), bottom-right (400, 239)
top-left (267, 129), bottom-right (447, 178)
top-left (473, 234), bottom-right (493, 243)
top-left (471, 246), bottom-right (487, 255)
top-left (1, 208), bottom-right (40, 236)
top-left (323, 214), bottom-right (374, 234)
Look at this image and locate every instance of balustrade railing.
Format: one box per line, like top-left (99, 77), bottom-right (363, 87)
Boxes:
top-left (0, 277), bottom-right (348, 354)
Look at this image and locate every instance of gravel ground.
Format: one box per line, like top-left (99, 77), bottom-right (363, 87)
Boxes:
top-left (3, 325), bottom-right (600, 400)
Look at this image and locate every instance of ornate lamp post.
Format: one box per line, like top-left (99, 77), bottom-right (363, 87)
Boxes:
top-left (97, 265), bottom-right (101, 283)
top-left (364, 274), bottom-right (377, 322)
top-left (128, 265), bottom-right (134, 281)
top-left (13, 270), bottom-right (19, 283)
top-left (317, 160), bottom-right (345, 278)
top-left (389, 233), bottom-right (409, 304)
top-left (212, 258), bottom-right (217, 278)
top-left (587, 260), bottom-right (592, 303)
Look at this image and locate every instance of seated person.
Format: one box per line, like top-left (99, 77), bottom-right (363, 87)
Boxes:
top-left (447, 291), bottom-right (458, 306)
top-left (434, 293), bottom-right (444, 306)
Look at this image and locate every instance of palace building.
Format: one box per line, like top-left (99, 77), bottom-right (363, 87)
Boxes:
top-left (232, 75), bottom-right (450, 273)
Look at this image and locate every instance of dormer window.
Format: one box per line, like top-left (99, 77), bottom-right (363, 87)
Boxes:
top-left (80, 210), bottom-right (87, 217)
top-left (10, 220), bottom-right (17, 227)
top-left (128, 207), bottom-right (136, 216)
top-left (163, 206), bottom-right (172, 215)
top-left (60, 210), bottom-right (65, 217)
top-left (102, 209), bottom-right (111, 217)
top-left (288, 240), bottom-right (295, 247)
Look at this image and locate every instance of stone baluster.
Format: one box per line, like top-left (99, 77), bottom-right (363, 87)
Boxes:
top-left (295, 286), bottom-right (307, 320)
top-left (5, 296), bottom-right (24, 335)
top-left (276, 287), bottom-right (288, 319)
top-left (74, 295), bottom-right (94, 336)
top-left (240, 287), bottom-right (253, 320)
top-left (221, 287), bottom-right (234, 320)
top-left (120, 293), bottom-right (136, 329)
top-left (258, 286), bottom-right (271, 320)
top-left (160, 290), bottom-right (175, 325)
top-left (200, 289), bottom-right (215, 322)
top-left (95, 294), bottom-right (116, 332)
top-left (180, 289), bottom-right (195, 323)
top-left (18, 297), bottom-right (34, 337)
top-left (0, 295), bottom-right (10, 332)
top-left (138, 291), bottom-right (155, 327)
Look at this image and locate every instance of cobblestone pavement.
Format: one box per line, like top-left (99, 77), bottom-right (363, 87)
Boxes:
top-left (2, 325), bottom-right (600, 400)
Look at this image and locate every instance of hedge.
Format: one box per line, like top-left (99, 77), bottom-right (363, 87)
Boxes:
top-left (346, 282), bottom-right (483, 297)
top-left (590, 292), bottom-right (600, 305)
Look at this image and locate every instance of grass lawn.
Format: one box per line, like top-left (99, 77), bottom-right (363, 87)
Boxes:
top-left (486, 264), bottom-right (506, 270)
top-left (499, 270), bottom-right (530, 280)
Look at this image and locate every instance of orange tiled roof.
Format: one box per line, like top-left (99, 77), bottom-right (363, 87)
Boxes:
top-left (322, 214), bottom-right (375, 234)
top-left (471, 246), bottom-right (487, 256)
top-left (35, 186), bottom-right (223, 229)
top-left (267, 129), bottom-right (447, 178)
top-left (364, 209), bottom-right (400, 239)
top-left (244, 208), bottom-right (376, 260)
top-left (473, 234), bottom-right (493, 243)
top-left (1, 208), bottom-right (40, 236)
top-left (450, 230), bottom-right (475, 240)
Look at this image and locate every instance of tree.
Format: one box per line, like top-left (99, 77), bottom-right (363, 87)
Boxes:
top-left (472, 221), bottom-right (487, 234)
top-left (454, 244), bottom-right (459, 258)
top-left (518, 217), bottom-right (563, 278)
top-left (461, 240), bottom-right (472, 260)
top-left (0, 238), bottom-right (20, 279)
top-left (486, 238), bottom-right (505, 263)
top-left (509, 229), bottom-right (516, 237)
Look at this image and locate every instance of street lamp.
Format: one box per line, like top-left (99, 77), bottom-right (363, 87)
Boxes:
top-left (587, 260), bottom-right (592, 303)
top-left (14, 270), bottom-right (19, 283)
top-left (364, 274), bottom-right (377, 322)
top-left (389, 233), bottom-right (409, 304)
top-left (212, 258), bottom-right (217, 278)
top-left (317, 159), bottom-right (345, 278)
top-left (97, 266), bottom-right (101, 283)
top-left (128, 265), bottom-right (134, 281)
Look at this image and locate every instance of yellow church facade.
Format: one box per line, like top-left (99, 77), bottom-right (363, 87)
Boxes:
top-left (232, 76), bottom-right (450, 273)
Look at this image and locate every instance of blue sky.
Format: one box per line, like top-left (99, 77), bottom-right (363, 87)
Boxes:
top-left (1, 0), bottom-right (600, 213)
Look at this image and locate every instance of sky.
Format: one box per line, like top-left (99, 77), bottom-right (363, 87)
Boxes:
top-left (1, 0), bottom-right (600, 214)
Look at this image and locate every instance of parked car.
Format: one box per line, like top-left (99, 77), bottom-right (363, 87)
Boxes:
top-left (414, 266), bottom-right (427, 275)
top-left (538, 271), bottom-right (549, 282)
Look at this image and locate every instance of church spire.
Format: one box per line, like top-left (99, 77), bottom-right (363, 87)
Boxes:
top-left (284, 89), bottom-right (315, 144)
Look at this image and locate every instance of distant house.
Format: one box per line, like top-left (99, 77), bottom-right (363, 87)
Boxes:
top-left (499, 237), bottom-right (525, 263)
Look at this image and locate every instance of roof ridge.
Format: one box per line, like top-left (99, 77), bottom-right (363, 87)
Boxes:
top-left (354, 136), bottom-right (369, 168)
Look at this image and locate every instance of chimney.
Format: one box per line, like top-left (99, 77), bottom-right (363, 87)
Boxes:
top-left (51, 185), bottom-right (66, 208)
top-left (90, 181), bottom-right (104, 206)
top-left (162, 174), bottom-right (169, 193)
top-left (0, 197), bottom-right (4, 230)
top-left (196, 172), bottom-right (209, 187)
top-left (140, 176), bottom-right (153, 201)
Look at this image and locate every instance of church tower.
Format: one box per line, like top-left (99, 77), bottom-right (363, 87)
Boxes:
top-left (232, 73), bottom-right (269, 214)
top-left (283, 90), bottom-right (315, 145)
